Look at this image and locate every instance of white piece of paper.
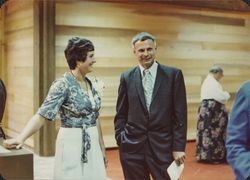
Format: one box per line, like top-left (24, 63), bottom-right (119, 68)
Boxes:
top-left (167, 161), bottom-right (184, 180)
top-left (0, 145), bottom-right (11, 154)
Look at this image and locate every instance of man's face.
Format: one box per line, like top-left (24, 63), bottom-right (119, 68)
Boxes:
top-left (133, 39), bottom-right (157, 69)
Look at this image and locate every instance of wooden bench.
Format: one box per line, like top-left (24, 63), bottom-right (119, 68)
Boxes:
top-left (0, 139), bottom-right (33, 180)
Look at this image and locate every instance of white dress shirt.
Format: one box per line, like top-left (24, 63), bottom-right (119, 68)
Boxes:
top-left (200, 73), bottom-right (230, 104)
top-left (139, 61), bottom-right (158, 88)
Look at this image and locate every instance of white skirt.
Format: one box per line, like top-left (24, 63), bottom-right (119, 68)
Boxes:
top-left (54, 126), bottom-right (106, 180)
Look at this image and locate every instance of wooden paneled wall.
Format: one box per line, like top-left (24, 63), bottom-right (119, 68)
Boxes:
top-left (0, 5), bottom-right (7, 130)
top-left (0, 2), bottom-right (7, 132)
top-left (55, 1), bottom-right (250, 147)
top-left (1, 0), bottom-right (56, 154)
top-left (1, 0), bottom-right (250, 150)
top-left (2, 0), bottom-right (34, 147)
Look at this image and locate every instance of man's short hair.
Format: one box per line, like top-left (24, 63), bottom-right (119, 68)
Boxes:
top-left (131, 32), bottom-right (156, 47)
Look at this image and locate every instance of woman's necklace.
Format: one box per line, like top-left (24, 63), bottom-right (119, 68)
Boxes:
top-left (79, 79), bottom-right (89, 91)
top-left (70, 71), bottom-right (88, 91)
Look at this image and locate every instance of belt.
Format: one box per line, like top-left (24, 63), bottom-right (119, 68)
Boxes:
top-left (202, 99), bottom-right (214, 101)
top-left (61, 123), bottom-right (96, 163)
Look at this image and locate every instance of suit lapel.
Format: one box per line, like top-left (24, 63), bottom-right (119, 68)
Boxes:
top-left (151, 64), bottom-right (164, 103)
top-left (134, 67), bottom-right (147, 110)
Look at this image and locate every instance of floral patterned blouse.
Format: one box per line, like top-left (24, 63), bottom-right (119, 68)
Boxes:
top-left (37, 72), bottom-right (101, 162)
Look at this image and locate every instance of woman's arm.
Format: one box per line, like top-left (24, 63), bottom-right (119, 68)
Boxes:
top-left (97, 118), bottom-right (108, 167)
top-left (3, 114), bottom-right (45, 149)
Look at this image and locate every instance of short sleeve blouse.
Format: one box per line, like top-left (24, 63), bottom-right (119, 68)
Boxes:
top-left (37, 72), bottom-right (101, 127)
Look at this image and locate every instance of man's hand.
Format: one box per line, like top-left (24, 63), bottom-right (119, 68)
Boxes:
top-left (172, 151), bottom-right (185, 166)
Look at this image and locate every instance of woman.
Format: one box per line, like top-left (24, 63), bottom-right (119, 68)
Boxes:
top-left (196, 65), bottom-right (230, 163)
top-left (3, 37), bottom-right (107, 179)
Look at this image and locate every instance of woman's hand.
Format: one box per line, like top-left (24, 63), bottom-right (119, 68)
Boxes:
top-left (103, 156), bottom-right (108, 168)
top-left (3, 137), bottom-right (24, 149)
top-left (3, 114), bottom-right (45, 150)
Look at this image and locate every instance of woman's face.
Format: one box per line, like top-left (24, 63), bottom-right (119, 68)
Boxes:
top-left (214, 72), bottom-right (224, 81)
top-left (77, 51), bottom-right (96, 75)
top-left (133, 39), bottom-right (157, 69)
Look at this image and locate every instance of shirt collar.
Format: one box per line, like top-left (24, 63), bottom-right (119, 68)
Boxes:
top-left (139, 61), bottom-right (158, 79)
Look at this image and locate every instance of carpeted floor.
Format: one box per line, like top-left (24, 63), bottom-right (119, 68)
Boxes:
top-left (34, 141), bottom-right (235, 180)
top-left (106, 141), bottom-right (235, 180)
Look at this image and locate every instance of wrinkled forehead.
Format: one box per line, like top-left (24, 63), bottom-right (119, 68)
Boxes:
top-left (133, 39), bottom-right (156, 50)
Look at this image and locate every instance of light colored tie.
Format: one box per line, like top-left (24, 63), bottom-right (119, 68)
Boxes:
top-left (142, 69), bottom-right (153, 110)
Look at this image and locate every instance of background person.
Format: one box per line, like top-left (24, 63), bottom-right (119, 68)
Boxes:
top-left (196, 65), bottom-right (230, 163)
top-left (226, 81), bottom-right (250, 180)
top-left (0, 79), bottom-right (7, 139)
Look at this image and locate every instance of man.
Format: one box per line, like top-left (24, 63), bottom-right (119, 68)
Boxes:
top-left (114, 32), bottom-right (187, 179)
top-left (226, 81), bottom-right (250, 180)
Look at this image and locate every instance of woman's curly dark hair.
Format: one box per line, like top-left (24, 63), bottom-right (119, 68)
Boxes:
top-left (64, 37), bottom-right (94, 69)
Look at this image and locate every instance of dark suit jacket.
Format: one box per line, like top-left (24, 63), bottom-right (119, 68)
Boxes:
top-left (114, 63), bottom-right (187, 163)
top-left (226, 81), bottom-right (250, 180)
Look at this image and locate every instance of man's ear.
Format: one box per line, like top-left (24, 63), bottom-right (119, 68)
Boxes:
top-left (133, 48), bottom-right (136, 54)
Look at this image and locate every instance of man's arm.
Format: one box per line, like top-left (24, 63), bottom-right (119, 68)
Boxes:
top-left (114, 74), bottom-right (128, 146)
top-left (172, 70), bottom-right (187, 164)
top-left (226, 83), bottom-right (250, 180)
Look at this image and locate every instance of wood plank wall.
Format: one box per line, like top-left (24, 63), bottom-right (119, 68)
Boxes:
top-left (1, 0), bottom-right (250, 150)
top-left (2, 0), bottom-right (34, 147)
top-left (55, 1), bottom-right (250, 147)
top-left (0, 3), bottom-right (7, 130)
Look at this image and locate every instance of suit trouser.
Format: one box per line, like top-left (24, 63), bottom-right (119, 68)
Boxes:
top-left (119, 142), bottom-right (171, 180)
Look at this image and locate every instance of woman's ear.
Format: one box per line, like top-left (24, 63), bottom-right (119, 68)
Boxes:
top-left (75, 60), bottom-right (81, 67)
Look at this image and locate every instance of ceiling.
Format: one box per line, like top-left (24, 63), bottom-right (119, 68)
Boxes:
top-left (98, 0), bottom-right (250, 11)
top-left (160, 0), bottom-right (250, 11)
top-left (2, 0), bottom-right (249, 11)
